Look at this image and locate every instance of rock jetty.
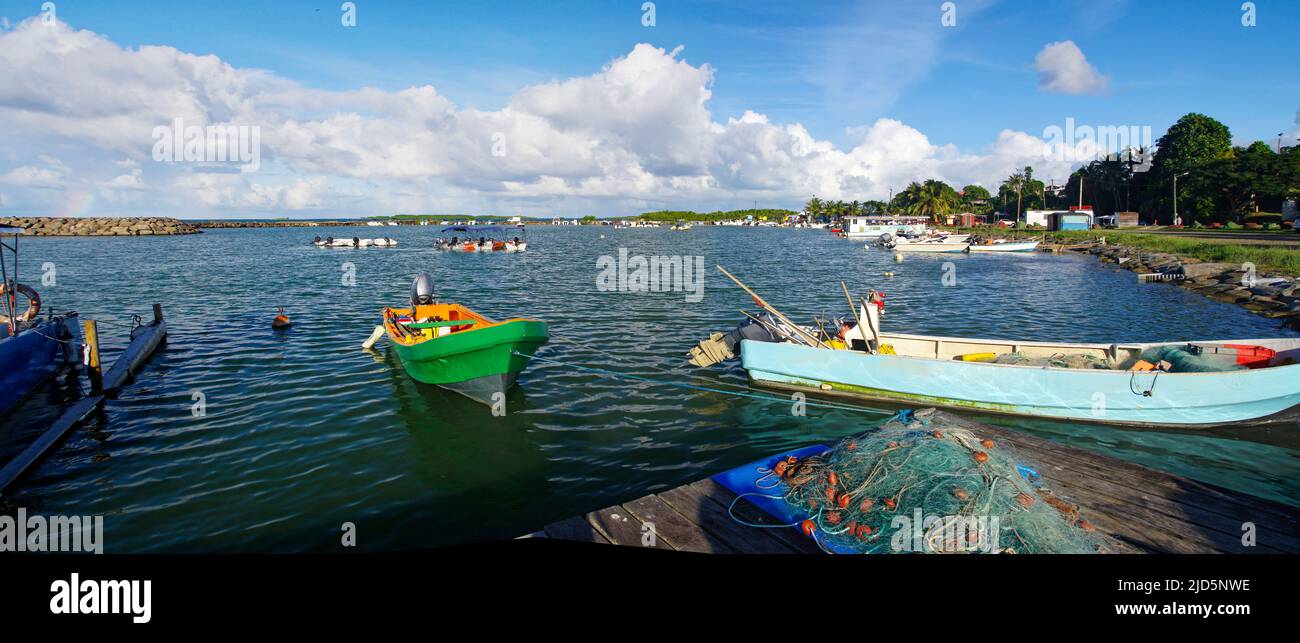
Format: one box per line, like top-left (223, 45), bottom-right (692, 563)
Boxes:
top-left (0, 216), bottom-right (201, 236)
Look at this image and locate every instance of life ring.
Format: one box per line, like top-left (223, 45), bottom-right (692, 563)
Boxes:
top-left (0, 282), bottom-right (40, 325)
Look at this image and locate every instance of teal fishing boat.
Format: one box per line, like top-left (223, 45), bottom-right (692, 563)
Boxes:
top-left (695, 266), bottom-right (1300, 428)
top-left (740, 335), bottom-right (1300, 428)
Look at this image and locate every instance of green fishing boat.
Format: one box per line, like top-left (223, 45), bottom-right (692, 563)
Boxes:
top-left (374, 275), bottom-right (549, 404)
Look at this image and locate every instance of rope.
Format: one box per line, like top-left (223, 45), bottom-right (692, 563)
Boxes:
top-left (519, 351), bottom-right (893, 416)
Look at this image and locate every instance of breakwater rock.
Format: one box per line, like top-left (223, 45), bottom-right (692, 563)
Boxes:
top-left (1080, 243), bottom-right (1300, 331)
top-left (0, 216), bottom-right (201, 236)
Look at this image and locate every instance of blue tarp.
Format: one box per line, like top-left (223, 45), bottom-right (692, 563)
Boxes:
top-left (711, 443), bottom-right (861, 554)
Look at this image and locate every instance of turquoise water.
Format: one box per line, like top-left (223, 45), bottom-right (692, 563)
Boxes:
top-left (2, 225), bottom-right (1297, 552)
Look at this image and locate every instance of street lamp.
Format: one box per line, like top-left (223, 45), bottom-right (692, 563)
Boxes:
top-left (1173, 171), bottom-right (1189, 226)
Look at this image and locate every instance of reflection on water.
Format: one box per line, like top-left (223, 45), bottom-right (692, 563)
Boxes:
top-left (1, 225), bottom-right (1297, 551)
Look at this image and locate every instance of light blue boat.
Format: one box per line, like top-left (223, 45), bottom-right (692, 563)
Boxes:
top-left (740, 333), bottom-right (1300, 428)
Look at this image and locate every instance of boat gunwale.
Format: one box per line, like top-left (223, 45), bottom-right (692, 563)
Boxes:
top-left (743, 334), bottom-right (1300, 377)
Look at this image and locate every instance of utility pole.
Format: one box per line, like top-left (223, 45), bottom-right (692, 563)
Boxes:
top-left (1173, 171), bottom-right (1189, 226)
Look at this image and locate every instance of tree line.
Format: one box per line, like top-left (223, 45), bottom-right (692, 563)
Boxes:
top-left (803, 113), bottom-right (1300, 226)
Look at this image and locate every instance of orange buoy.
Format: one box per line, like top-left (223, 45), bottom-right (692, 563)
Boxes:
top-left (980, 439), bottom-right (995, 449)
top-left (855, 524), bottom-right (873, 539)
top-left (883, 497), bottom-right (897, 510)
top-left (825, 511), bottom-right (841, 525)
top-left (271, 306), bottom-right (291, 330)
top-left (800, 519), bottom-right (817, 537)
top-left (846, 441), bottom-right (857, 451)
top-left (932, 430), bottom-right (943, 439)
top-left (825, 487), bottom-right (837, 502)
top-left (773, 460), bottom-right (789, 477)
top-left (859, 498), bottom-right (874, 512)
top-left (973, 451), bottom-right (989, 463)
top-left (828, 471), bottom-right (839, 487)
top-left (953, 488), bottom-right (970, 501)
top-left (836, 494), bottom-right (850, 509)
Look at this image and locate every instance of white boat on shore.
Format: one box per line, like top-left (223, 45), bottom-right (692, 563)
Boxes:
top-left (969, 240), bottom-right (1040, 253)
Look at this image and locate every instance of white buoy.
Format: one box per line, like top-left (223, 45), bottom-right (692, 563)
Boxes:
top-left (893, 253), bottom-right (904, 262)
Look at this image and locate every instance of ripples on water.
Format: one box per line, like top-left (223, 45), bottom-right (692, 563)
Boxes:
top-left (2, 226), bottom-right (1297, 551)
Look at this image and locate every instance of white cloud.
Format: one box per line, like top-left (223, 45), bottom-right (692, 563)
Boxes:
top-left (1033, 41), bottom-right (1110, 95)
top-left (0, 17), bottom-right (1083, 217)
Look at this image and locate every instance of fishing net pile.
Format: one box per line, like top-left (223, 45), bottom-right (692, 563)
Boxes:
top-left (1135, 345), bottom-right (1246, 373)
top-left (764, 410), bottom-right (1106, 554)
top-left (992, 352), bottom-right (1111, 369)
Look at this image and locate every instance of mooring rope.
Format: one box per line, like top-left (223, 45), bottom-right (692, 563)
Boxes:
top-left (519, 351), bottom-right (893, 416)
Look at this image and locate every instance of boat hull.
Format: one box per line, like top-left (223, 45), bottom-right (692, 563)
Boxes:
top-left (891, 242), bottom-right (969, 253)
top-left (970, 241), bottom-right (1040, 253)
top-left (740, 339), bottom-right (1300, 427)
top-left (0, 314), bottom-right (81, 419)
top-left (389, 314), bottom-right (548, 405)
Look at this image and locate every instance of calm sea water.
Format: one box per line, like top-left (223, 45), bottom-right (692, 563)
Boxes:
top-left (3, 225), bottom-right (1297, 552)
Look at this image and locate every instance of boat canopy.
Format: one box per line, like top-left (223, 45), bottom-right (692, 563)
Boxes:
top-left (440, 224), bottom-right (523, 233)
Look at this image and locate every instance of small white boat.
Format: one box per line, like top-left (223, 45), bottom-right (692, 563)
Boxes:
top-left (884, 237), bottom-right (970, 253)
top-left (504, 241), bottom-right (527, 252)
top-left (313, 237), bottom-right (397, 248)
top-left (969, 240), bottom-right (1040, 253)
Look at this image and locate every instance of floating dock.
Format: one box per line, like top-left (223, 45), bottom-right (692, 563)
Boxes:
top-left (534, 410), bottom-right (1300, 554)
top-left (0, 306), bottom-right (167, 494)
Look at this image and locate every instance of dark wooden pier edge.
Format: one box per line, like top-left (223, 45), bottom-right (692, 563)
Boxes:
top-left (528, 410), bottom-right (1300, 554)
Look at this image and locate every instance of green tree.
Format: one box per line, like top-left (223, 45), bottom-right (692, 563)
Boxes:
top-left (906, 179), bottom-right (958, 222)
top-left (1141, 113), bottom-right (1232, 224)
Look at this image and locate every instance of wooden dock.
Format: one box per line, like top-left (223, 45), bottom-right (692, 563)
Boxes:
top-left (534, 410), bottom-right (1300, 554)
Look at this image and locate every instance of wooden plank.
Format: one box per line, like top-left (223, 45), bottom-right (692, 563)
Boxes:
top-left (0, 395), bottom-right (103, 493)
top-left (657, 482), bottom-right (799, 554)
top-left (996, 436), bottom-right (1299, 553)
top-left (585, 504), bottom-right (672, 550)
top-left (930, 415), bottom-right (1294, 553)
top-left (621, 494), bottom-right (735, 553)
top-left (990, 428), bottom-right (1299, 527)
top-left (102, 321), bottom-right (166, 393)
top-left (542, 515), bottom-right (609, 544)
top-left (689, 479), bottom-right (823, 554)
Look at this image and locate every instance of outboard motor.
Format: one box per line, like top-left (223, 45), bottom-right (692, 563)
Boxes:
top-left (410, 272), bottom-right (436, 308)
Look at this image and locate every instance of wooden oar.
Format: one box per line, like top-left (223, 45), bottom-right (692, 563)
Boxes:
top-left (717, 265), bottom-right (828, 349)
top-left (841, 281), bottom-right (869, 352)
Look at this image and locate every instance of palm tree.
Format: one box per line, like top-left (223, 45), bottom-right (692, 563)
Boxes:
top-left (1002, 171), bottom-right (1026, 222)
top-left (906, 180), bottom-right (955, 222)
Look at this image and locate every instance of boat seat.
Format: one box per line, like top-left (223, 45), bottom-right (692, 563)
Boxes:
top-left (406, 320), bottom-right (478, 329)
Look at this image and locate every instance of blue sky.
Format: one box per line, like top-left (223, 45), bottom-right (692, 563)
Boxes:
top-left (0, 0), bottom-right (1296, 217)
top-left (39, 0), bottom-right (1297, 147)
